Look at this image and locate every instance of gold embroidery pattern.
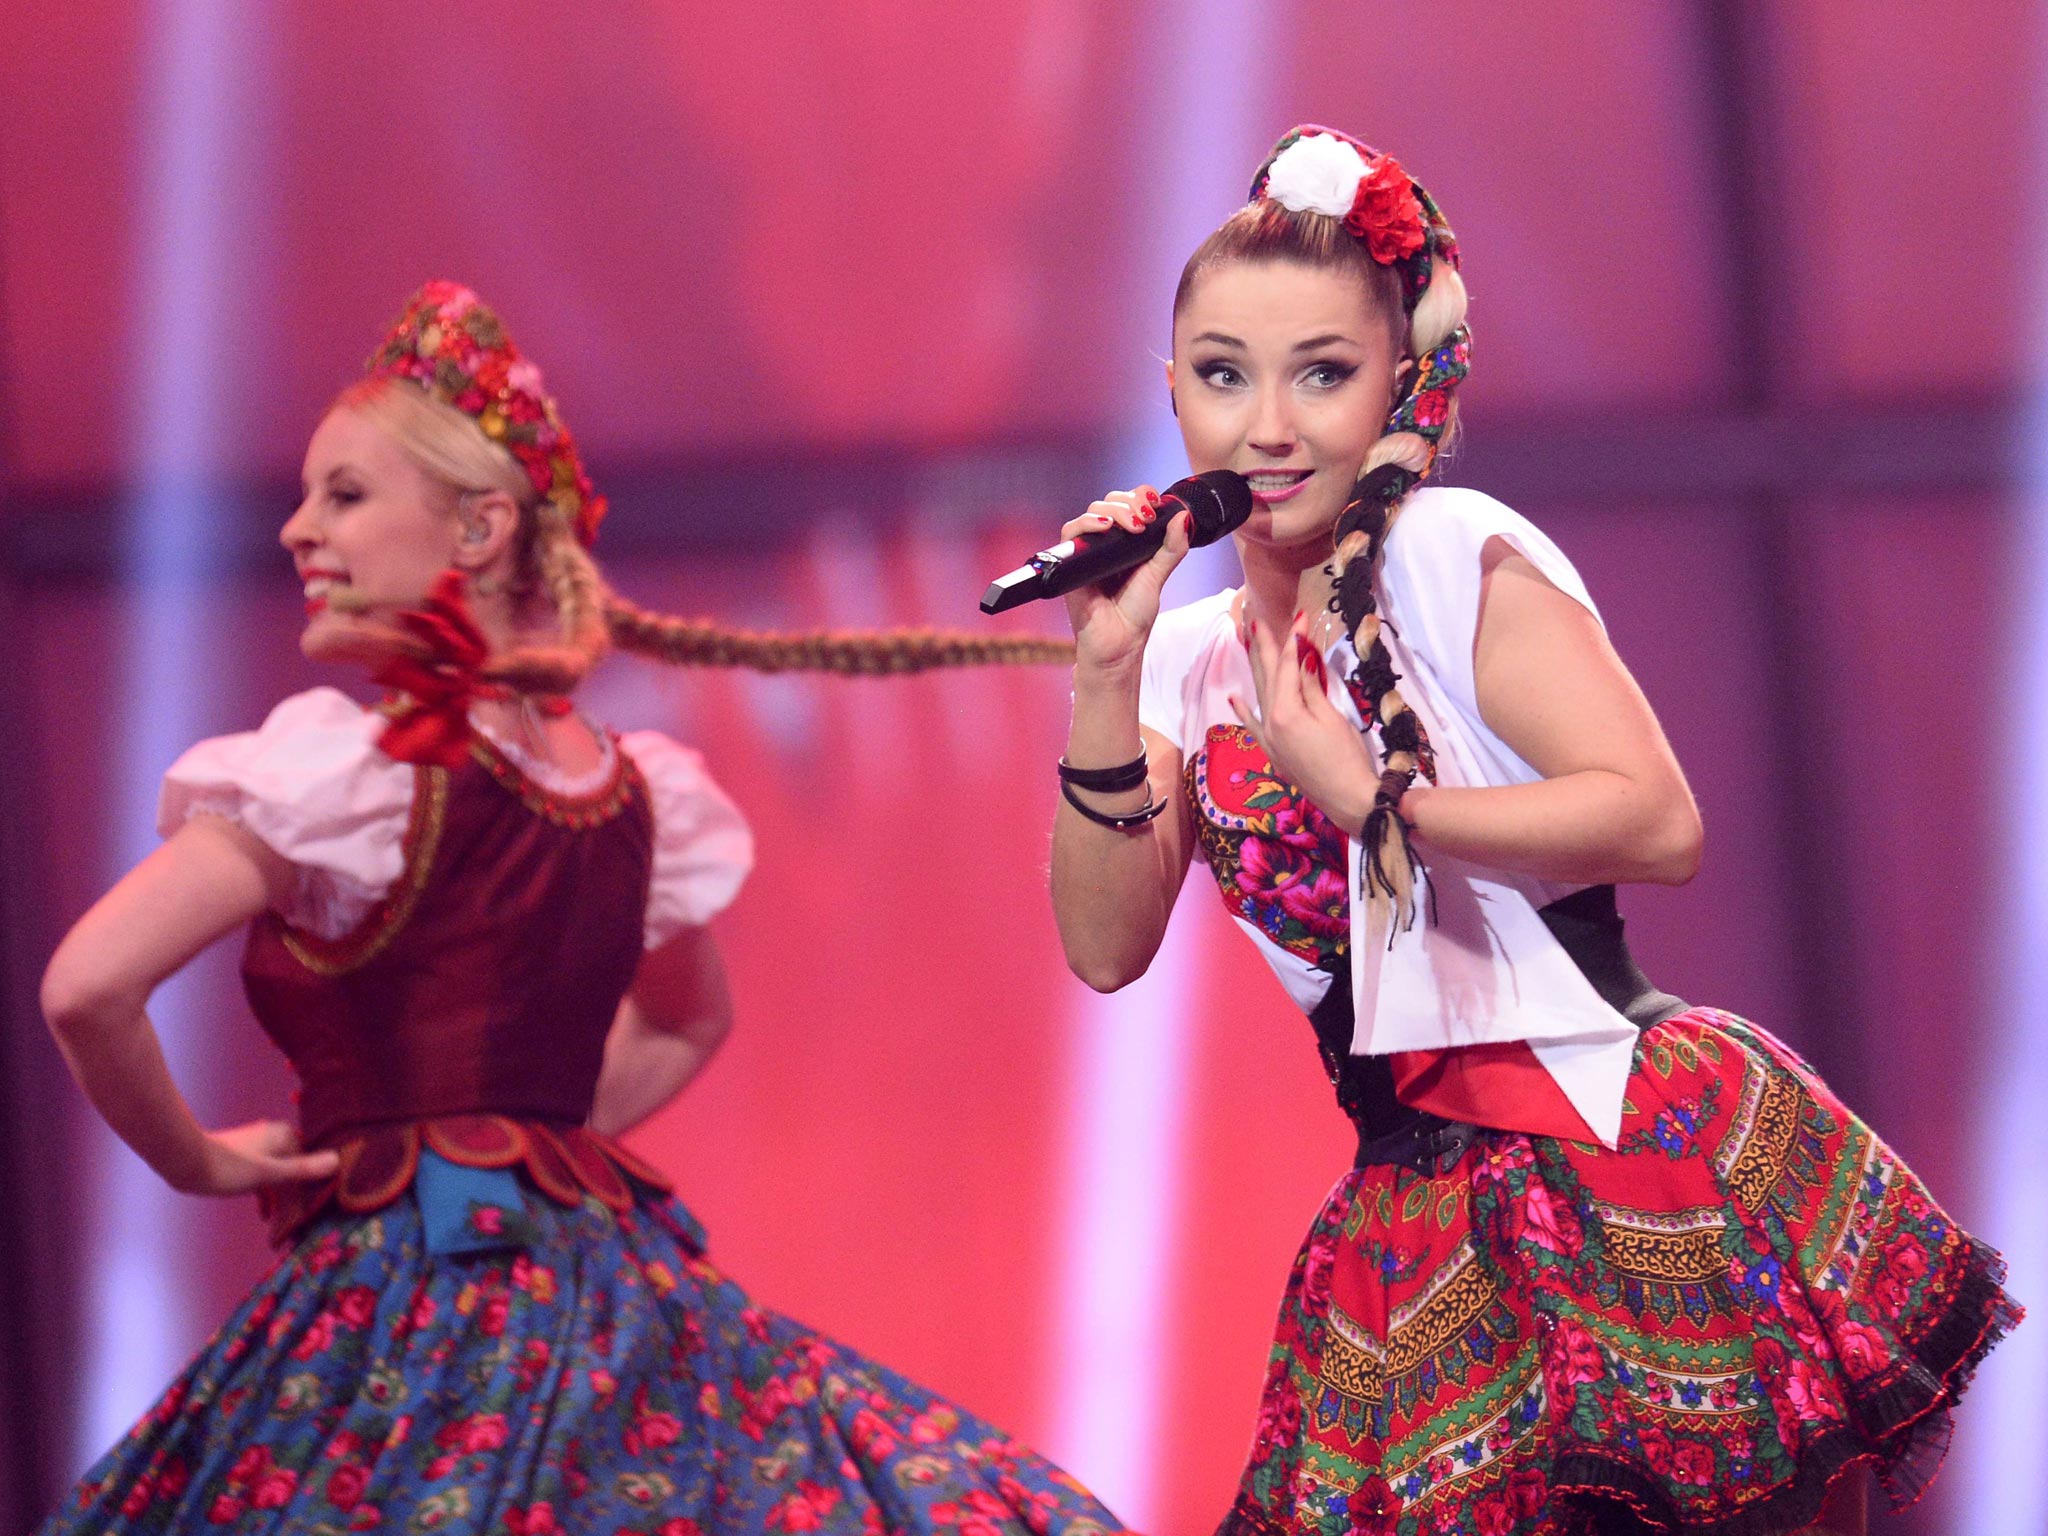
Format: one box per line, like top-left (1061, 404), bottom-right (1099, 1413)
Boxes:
top-left (1720, 1060), bottom-right (1803, 1211)
top-left (279, 767), bottom-right (449, 977)
top-left (1319, 1321), bottom-right (1386, 1404)
top-left (469, 733), bottom-right (642, 829)
top-left (1318, 1251), bottom-right (1498, 1406)
top-left (1595, 1205), bottom-right (1728, 1284)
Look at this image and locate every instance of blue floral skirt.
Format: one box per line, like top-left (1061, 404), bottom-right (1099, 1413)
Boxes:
top-left (41, 1190), bottom-right (1128, 1535)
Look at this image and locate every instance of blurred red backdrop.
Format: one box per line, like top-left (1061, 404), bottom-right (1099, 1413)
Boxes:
top-left (1, 4), bottom-right (2041, 1533)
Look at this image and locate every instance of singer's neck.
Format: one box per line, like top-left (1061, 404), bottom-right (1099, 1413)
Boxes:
top-left (1236, 537), bottom-right (1337, 636)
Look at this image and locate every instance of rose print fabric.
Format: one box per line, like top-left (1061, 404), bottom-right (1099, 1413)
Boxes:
top-left (1183, 725), bottom-right (2021, 1533)
top-left (42, 1189), bottom-right (1126, 1536)
top-left (1218, 1010), bottom-right (2018, 1535)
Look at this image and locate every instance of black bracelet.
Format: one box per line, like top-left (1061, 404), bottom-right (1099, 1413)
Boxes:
top-left (1057, 750), bottom-right (1149, 794)
top-left (1061, 778), bottom-right (1169, 830)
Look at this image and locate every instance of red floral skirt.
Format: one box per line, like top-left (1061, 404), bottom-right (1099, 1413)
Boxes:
top-left (1221, 1009), bottom-right (2020, 1536)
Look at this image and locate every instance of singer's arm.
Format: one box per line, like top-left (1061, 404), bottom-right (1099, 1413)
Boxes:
top-left (1049, 659), bottom-right (1196, 992)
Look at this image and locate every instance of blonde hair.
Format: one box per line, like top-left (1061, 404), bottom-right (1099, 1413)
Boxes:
top-left (333, 376), bottom-right (1072, 691)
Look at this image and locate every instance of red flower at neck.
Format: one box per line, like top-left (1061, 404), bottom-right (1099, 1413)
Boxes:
top-left (373, 570), bottom-right (504, 767)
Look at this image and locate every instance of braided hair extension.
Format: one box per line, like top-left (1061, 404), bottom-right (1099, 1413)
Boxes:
top-left (1327, 329), bottom-right (1469, 936)
top-left (349, 288), bottom-right (1075, 692)
top-left (603, 592), bottom-right (1074, 674)
top-left (1241, 127), bottom-right (1473, 941)
top-left (488, 519), bottom-right (1076, 687)
top-left (342, 379), bottom-right (1074, 690)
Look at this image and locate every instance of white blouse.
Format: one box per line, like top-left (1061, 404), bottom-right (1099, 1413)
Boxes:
top-left (1140, 486), bottom-right (1640, 1146)
top-left (156, 687), bottom-right (753, 951)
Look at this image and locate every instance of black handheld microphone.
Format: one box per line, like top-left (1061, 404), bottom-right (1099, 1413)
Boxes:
top-left (979, 470), bottom-right (1253, 614)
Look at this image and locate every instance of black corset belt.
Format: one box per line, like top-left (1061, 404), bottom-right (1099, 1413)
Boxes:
top-left (1321, 884), bottom-right (1689, 1174)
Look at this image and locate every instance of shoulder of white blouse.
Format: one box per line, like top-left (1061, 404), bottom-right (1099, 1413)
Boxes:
top-left (163, 687), bottom-right (401, 797)
top-left (615, 729), bottom-right (753, 946)
top-left (157, 687), bottom-right (414, 938)
top-left (1386, 484), bottom-right (1528, 557)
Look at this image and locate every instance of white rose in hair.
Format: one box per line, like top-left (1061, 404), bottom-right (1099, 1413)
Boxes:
top-left (1264, 134), bottom-right (1369, 218)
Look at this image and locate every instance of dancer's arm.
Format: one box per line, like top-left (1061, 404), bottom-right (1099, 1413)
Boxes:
top-left (587, 923), bottom-right (735, 1137)
top-left (1242, 540), bottom-right (1702, 887)
top-left (40, 816), bottom-right (342, 1194)
top-left (1049, 491), bottom-right (1199, 992)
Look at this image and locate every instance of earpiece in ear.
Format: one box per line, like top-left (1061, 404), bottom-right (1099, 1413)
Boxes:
top-left (461, 521), bottom-right (489, 545)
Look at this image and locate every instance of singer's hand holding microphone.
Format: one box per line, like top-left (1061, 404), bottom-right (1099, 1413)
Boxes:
top-left (978, 470), bottom-right (1254, 672)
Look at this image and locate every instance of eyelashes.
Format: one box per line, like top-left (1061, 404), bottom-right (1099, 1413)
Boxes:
top-left (1191, 360), bottom-right (1359, 391)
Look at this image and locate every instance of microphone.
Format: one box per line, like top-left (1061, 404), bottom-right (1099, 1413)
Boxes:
top-left (979, 470), bottom-right (1253, 614)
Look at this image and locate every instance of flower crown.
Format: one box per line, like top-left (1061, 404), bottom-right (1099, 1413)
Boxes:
top-left (366, 281), bottom-right (607, 547)
top-left (1250, 126), bottom-right (1460, 311)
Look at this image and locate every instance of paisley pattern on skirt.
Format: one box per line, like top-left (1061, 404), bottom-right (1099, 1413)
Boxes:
top-left (42, 1191), bottom-right (1127, 1536)
top-left (1220, 1010), bottom-right (2020, 1536)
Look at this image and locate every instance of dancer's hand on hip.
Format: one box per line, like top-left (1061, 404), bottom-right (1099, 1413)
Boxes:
top-left (176, 1119), bottom-right (341, 1197)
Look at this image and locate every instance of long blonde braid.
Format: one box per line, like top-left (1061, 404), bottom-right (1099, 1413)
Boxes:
top-left (352, 283), bottom-right (1074, 696)
top-left (485, 511), bottom-right (1075, 688)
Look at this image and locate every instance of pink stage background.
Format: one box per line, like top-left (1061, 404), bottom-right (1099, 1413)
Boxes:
top-left (2, 4), bottom-right (2043, 1533)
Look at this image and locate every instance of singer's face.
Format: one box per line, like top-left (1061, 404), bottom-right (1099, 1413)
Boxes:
top-left (1169, 259), bottom-right (1400, 557)
top-left (281, 407), bottom-right (462, 663)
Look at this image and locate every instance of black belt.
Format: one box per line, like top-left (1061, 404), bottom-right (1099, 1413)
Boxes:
top-left (1341, 884), bottom-right (1687, 1171)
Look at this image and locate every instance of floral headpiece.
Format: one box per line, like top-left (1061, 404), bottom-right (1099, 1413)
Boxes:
top-left (1250, 126), bottom-right (1460, 312)
top-left (366, 281), bottom-right (607, 547)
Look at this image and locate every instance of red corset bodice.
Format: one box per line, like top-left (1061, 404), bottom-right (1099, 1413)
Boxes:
top-left (240, 735), bottom-right (654, 1150)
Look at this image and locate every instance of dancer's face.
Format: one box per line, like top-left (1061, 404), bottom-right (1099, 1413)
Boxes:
top-left (282, 407), bottom-right (460, 662)
top-left (1169, 259), bottom-right (1400, 558)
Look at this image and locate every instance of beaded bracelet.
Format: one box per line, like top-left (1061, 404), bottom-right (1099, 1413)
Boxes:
top-left (1060, 779), bottom-right (1169, 830)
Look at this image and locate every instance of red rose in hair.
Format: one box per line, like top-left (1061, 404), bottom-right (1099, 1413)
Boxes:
top-left (1345, 157), bottom-right (1428, 265)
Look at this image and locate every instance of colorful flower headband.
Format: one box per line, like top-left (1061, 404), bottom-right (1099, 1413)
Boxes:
top-left (366, 281), bottom-right (607, 546)
top-left (1250, 126), bottom-right (1460, 312)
